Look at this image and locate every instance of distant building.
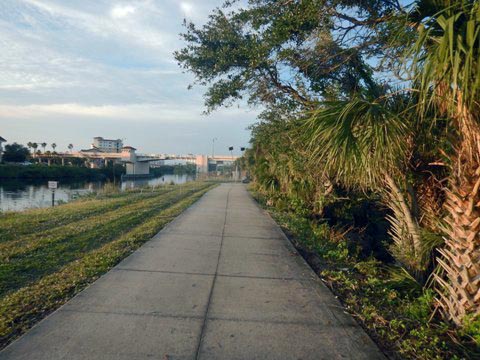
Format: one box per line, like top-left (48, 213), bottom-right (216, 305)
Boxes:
top-left (0, 136), bottom-right (6, 162)
top-left (195, 154), bottom-right (238, 173)
top-left (122, 146), bottom-right (150, 176)
top-left (92, 137), bottom-right (123, 153)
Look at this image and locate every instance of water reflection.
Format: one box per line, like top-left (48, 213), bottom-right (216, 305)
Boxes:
top-left (0, 174), bottom-right (194, 212)
top-left (121, 174), bottom-right (192, 190)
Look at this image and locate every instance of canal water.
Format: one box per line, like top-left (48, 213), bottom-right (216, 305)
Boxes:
top-left (0, 174), bottom-right (195, 212)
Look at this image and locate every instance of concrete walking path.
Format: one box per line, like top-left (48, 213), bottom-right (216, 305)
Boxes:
top-left (1, 184), bottom-right (384, 359)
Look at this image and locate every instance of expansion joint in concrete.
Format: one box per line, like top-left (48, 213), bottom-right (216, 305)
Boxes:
top-left (194, 185), bottom-right (232, 360)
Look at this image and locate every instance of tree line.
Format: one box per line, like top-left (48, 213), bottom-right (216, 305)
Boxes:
top-left (1, 142), bottom-right (75, 163)
top-left (176, 0), bottom-right (480, 346)
top-left (26, 142), bottom-right (74, 156)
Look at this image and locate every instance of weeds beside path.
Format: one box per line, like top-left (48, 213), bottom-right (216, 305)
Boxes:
top-left (0, 181), bottom-right (217, 350)
top-left (250, 190), bottom-right (479, 360)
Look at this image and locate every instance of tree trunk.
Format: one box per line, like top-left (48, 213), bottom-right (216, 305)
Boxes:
top-left (436, 95), bottom-right (480, 325)
top-left (384, 173), bottom-right (423, 262)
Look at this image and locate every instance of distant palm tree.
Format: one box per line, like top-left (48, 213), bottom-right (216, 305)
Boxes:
top-left (41, 142), bottom-right (47, 153)
top-left (51, 143), bottom-right (57, 152)
top-left (31, 142), bottom-right (38, 158)
top-left (27, 142), bottom-right (33, 156)
top-left (68, 143), bottom-right (73, 152)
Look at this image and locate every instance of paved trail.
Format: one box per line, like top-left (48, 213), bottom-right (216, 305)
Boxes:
top-left (1, 184), bottom-right (384, 360)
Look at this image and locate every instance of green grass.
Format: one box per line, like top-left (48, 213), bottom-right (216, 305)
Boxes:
top-left (0, 181), bottom-right (217, 349)
top-left (0, 186), bottom-right (175, 243)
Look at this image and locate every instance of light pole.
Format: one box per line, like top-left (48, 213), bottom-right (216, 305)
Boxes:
top-left (212, 137), bottom-right (217, 158)
top-left (239, 147), bottom-right (246, 181)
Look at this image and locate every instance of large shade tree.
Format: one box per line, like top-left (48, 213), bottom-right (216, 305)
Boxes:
top-left (175, 0), bottom-right (404, 111)
top-left (2, 143), bottom-right (30, 163)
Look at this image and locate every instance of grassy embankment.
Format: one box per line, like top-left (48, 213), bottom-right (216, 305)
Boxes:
top-left (0, 181), bottom-right (217, 349)
top-left (251, 190), bottom-right (479, 360)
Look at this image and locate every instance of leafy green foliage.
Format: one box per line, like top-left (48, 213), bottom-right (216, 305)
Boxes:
top-left (411, 0), bottom-right (480, 118)
top-left (2, 143), bottom-right (29, 163)
top-left (254, 190), bottom-right (478, 358)
top-left (305, 94), bottom-right (411, 189)
top-left (175, 0), bottom-right (405, 111)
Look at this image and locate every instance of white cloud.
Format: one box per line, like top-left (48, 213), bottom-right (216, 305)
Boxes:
top-left (0, 101), bottom-right (257, 123)
top-left (111, 5), bottom-right (136, 19)
top-left (19, 0), bottom-right (172, 53)
top-left (0, 102), bottom-right (241, 122)
top-left (180, 2), bottom-right (194, 17)
top-left (0, 0), bottom-right (257, 153)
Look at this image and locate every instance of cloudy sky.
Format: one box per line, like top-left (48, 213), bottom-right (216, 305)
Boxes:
top-left (0, 0), bottom-right (258, 155)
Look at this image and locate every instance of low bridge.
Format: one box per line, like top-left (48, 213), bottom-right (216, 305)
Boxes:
top-left (33, 149), bottom-right (239, 176)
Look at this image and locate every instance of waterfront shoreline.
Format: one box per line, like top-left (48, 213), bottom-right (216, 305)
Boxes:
top-left (0, 164), bottom-right (123, 181)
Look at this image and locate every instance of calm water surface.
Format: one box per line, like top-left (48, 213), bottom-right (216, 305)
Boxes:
top-left (0, 174), bottom-right (195, 212)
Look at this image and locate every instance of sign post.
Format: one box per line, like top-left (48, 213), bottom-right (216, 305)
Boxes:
top-left (48, 181), bottom-right (58, 207)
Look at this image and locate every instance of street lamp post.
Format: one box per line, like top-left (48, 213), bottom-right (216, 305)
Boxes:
top-left (212, 137), bottom-right (218, 158)
top-left (239, 147), bottom-right (246, 182)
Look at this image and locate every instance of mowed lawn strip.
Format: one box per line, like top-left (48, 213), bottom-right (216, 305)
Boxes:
top-left (0, 182), bottom-right (216, 350)
top-left (1, 183), bottom-right (196, 258)
top-left (0, 181), bottom-right (203, 252)
top-left (0, 186), bottom-right (177, 243)
top-left (0, 183), bottom-right (212, 296)
top-left (0, 189), bottom-right (174, 251)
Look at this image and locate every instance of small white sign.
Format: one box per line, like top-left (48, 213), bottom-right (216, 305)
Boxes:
top-left (48, 181), bottom-right (58, 189)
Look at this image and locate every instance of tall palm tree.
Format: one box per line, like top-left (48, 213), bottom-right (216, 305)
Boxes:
top-left (68, 143), bottom-right (73, 152)
top-left (51, 143), bottom-right (57, 153)
top-left (26, 142), bottom-right (33, 157)
top-left (40, 142), bottom-right (47, 154)
top-left (409, 0), bottom-right (480, 325)
top-left (31, 143), bottom-right (38, 158)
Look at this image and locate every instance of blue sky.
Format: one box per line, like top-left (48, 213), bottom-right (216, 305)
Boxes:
top-left (0, 0), bottom-right (257, 155)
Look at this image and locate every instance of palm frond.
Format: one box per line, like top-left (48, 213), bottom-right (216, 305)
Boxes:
top-left (303, 93), bottom-right (411, 190)
top-left (410, 1), bottom-right (480, 119)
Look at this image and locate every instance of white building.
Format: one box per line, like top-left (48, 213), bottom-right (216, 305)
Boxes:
top-left (92, 137), bottom-right (123, 153)
top-left (0, 136), bottom-right (6, 162)
top-left (196, 155), bottom-right (238, 173)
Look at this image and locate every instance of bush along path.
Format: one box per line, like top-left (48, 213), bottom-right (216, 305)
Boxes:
top-left (0, 181), bottom-right (217, 349)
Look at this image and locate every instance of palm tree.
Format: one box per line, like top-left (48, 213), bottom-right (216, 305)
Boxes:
top-left (68, 143), bottom-right (73, 153)
top-left (27, 142), bottom-right (33, 157)
top-left (40, 142), bottom-right (47, 154)
top-left (408, 0), bottom-right (480, 325)
top-left (304, 91), bottom-right (428, 277)
top-left (31, 143), bottom-right (38, 159)
top-left (51, 143), bottom-right (57, 153)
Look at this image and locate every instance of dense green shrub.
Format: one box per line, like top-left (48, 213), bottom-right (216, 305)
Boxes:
top-left (254, 190), bottom-right (479, 359)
